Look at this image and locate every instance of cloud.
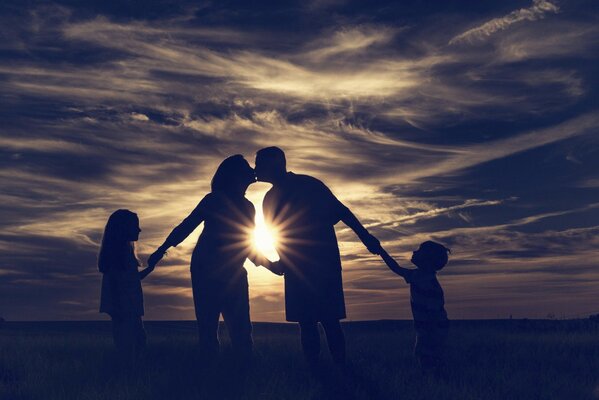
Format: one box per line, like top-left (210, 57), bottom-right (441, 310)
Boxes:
top-left (449, 0), bottom-right (560, 45)
top-left (1, 1), bottom-right (598, 321)
top-left (304, 25), bottom-right (397, 61)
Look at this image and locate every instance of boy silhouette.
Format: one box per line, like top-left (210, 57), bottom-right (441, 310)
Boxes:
top-left (380, 241), bottom-right (450, 372)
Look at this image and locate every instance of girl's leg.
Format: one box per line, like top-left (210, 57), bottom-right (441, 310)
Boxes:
top-left (298, 321), bottom-right (320, 364)
top-left (321, 319), bottom-right (346, 365)
top-left (112, 315), bottom-right (137, 365)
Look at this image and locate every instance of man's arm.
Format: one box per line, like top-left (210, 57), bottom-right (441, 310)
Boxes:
top-left (339, 205), bottom-right (381, 254)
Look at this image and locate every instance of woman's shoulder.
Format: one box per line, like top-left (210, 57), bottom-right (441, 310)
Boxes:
top-left (199, 192), bottom-right (221, 208)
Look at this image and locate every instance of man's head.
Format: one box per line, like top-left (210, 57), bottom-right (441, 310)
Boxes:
top-left (255, 146), bottom-right (287, 183)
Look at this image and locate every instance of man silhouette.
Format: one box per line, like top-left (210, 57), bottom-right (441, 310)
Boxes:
top-left (255, 147), bottom-right (381, 365)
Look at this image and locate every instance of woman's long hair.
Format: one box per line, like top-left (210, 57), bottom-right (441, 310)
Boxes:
top-left (98, 209), bottom-right (140, 273)
top-left (211, 155), bottom-right (254, 196)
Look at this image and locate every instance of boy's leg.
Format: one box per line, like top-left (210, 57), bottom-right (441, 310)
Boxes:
top-left (321, 319), bottom-right (346, 365)
top-left (415, 324), bottom-right (445, 372)
top-left (298, 321), bottom-right (320, 364)
top-left (414, 325), bottom-right (433, 370)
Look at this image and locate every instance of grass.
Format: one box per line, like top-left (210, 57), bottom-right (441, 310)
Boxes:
top-left (1, 320), bottom-right (598, 400)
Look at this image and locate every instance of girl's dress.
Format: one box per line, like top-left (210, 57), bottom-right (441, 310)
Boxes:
top-left (99, 250), bottom-right (146, 357)
top-left (100, 253), bottom-right (144, 318)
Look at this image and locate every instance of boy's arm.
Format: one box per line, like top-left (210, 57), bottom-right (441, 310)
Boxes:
top-left (380, 248), bottom-right (411, 279)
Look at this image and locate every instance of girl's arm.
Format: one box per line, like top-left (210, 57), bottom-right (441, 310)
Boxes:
top-left (139, 265), bottom-right (154, 280)
top-left (380, 247), bottom-right (411, 279)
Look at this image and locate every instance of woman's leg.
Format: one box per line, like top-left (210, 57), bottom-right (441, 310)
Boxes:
top-left (192, 275), bottom-right (221, 358)
top-left (321, 319), bottom-right (346, 364)
top-left (134, 317), bottom-right (147, 359)
top-left (222, 276), bottom-right (253, 360)
top-left (298, 321), bottom-right (320, 364)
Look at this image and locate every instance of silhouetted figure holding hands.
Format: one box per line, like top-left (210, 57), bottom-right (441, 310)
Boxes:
top-left (255, 147), bottom-right (381, 366)
top-left (98, 209), bottom-right (154, 364)
top-left (380, 241), bottom-right (450, 373)
top-left (148, 155), bottom-right (271, 362)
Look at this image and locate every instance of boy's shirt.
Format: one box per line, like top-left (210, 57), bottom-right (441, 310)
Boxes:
top-left (404, 269), bottom-right (448, 323)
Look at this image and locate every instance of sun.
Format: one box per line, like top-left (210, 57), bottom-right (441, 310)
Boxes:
top-left (252, 208), bottom-right (280, 262)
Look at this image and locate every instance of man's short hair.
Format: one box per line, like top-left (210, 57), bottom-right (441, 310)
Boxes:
top-left (420, 241), bottom-right (451, 271)
top-left (256, 146), bottom-right (286, 169)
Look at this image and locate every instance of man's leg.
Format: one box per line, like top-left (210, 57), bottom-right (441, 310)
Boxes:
top-left (321, 319), bottom-right (346, 365)
top-left (298, 321), bottom-right (320, 364)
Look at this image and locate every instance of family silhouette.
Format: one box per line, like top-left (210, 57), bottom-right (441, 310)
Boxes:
top-left (98, 147), bottom-right (450, 373)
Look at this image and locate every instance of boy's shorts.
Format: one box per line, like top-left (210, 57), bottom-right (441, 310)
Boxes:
top-left (414, 320), bottom-right (449, 359)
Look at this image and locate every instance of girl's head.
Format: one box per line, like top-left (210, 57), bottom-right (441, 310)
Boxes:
top-left (98, 209), bottom-right (141, 273)
top-left (211, 155), bottom-right (256, 196)
top-left (411, 241), bottom-right (450, 271)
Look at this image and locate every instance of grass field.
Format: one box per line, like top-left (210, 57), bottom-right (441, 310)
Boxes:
top-left (1, 320), bottom-right (598, 400)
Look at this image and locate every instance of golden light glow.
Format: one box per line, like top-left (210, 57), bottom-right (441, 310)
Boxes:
top-left (252, 206), bottom-right (280, 262)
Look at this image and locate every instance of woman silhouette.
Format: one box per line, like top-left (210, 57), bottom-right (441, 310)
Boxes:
top-left (149, 155), bottom-right (270, 360)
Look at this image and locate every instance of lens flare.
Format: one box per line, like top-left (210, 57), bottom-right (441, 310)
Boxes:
top-left (252, 210), bottom-right (280, 262)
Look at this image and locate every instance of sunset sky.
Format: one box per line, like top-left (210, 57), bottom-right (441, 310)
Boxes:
top-left (1, 0), bottom-right (598, 321)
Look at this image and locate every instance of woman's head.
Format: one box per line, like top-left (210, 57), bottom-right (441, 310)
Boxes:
top-left (211, 155), bottom-right (256, 195)
top-left (98, 209), bottom-right (140, 273)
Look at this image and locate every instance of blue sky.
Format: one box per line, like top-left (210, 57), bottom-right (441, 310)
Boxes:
top-left (1, 0), bottom-right (598, 321)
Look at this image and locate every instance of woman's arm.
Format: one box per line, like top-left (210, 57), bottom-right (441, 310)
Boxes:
top-left (148, 196), bottom-right (210, 266)
top-left (246, 201), bottom-right (272, 268)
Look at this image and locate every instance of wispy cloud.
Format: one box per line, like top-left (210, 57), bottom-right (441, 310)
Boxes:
top-left (449, 0), bottom-right (560, 45)
top-left (1, 1), bottom-right (598, 321)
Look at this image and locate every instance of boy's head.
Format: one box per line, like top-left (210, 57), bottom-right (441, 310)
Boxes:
top-left (411, 241), bottom-right (450, 271)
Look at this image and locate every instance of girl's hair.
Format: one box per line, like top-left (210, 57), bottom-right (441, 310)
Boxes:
top-left (98, 209), bottom-right (140, 273)
top-left (211, 154), bottom-right (252, 195)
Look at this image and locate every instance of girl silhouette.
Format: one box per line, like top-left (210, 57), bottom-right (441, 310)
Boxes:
top-left (98, 209), bottom-right (154, 362)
